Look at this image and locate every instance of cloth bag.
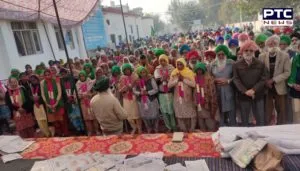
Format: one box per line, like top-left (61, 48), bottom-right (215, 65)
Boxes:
top-left (253, 144), bottom-right (283, 171)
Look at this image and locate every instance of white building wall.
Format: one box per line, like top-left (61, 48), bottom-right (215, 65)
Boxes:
top-left (141, 18), bottom-right (154, 38)
top-left (0, 20), bottom-right (87, 80)
top-left (104, 12), bottom-right (154, 47)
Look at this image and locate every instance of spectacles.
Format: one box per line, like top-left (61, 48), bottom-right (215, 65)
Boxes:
top-left (244, 49), bottom-right (254, 53)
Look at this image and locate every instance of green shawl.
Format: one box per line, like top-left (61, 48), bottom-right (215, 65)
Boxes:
top-left (288, 53), bottom-right (300, 85)
top-left (43, 79), bottom-right (63, 113)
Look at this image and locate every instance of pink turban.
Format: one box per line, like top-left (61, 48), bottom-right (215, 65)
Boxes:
top-left (238, 33), bottom-right (249, 41)
top-left (240, 40), bottom-right (258, 54)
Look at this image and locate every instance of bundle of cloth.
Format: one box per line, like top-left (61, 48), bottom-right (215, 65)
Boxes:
top-left (212, 124), bottom-right (300, 157)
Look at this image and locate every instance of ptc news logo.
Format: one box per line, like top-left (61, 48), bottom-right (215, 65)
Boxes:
top-left (263, 8), bottom-right (293, 26)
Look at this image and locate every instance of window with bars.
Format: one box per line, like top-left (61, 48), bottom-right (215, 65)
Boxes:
top-left (66, 30), bottom-right (75, 49)
top-left (11, 22), bottom-right (43, 56)
top-left (54, 26), bottom-right (64, 50)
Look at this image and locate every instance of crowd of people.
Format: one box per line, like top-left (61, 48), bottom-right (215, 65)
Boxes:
top-left (1, 26), bottom-right (300, 138)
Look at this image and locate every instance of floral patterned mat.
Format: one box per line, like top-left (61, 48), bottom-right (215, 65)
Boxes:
top-left (21, 133), bottom-right (220, 159)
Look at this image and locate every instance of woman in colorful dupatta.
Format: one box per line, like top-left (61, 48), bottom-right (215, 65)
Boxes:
top-left (76, 71), bottom-right (98, 135)
top-left (133, 66), bottom-right (160, 133)
top-left (41, 69), bottom-right (69, 136)
top-left (154, 54), bottom-right (176, 132)
top-left (5, 77), bottom-right (35, 138)
top-left (168, 58), bottom-right (197, 132)
top-left (60, 69), bottom-right (84, 134)
top-left (29, 75), bottom-right (51, 137)
top-left (118, 63), bottom-right (141, 135)
top-left (193, 62), bottom-right (218, 131)
top-left (83, 63), bottom-right (96, 80)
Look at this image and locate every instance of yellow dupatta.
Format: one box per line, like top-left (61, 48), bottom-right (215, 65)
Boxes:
top-left (170, 58), bottom-right (195, 80)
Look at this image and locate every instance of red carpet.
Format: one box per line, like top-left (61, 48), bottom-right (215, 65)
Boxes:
top-left (21, 133), bottom-right (220, 159)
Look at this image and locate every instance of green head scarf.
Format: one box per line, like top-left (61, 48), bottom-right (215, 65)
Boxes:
top-left (136, 66), bottom-right (148, 77)
top-left (280, 35), bottom-right (291, 45)
top-left (194, 62), bottom-right (207, 73)
top-left (93, 76), bottom-right (110, 92)
top-left (83, 63), bottom-right (95, 79)
top-left (10, 68), bottom-right (20, 80)
top-left (153, 48), bottom-right (165, 57)
top-left (215, 45), bottom-right (230, 57)
top-left (255, 34), bottom-right (268, 44)
top-left (122, 63), bottom-right (133, 73)
top-left (111, 65), bottom-right (121, 75)
top-left (78, 70), bottom-right (87, 81)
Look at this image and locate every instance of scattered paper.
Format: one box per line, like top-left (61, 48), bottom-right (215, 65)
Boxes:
top-left (138, 152), bottom-right (164, 159)
top-left (172, 132), bottom-right (184, 142)
top-left (164, 163), bottom-right (187, 171)
top-left (1, 153), bottom-right (22, 163)
top-left (185, 160), bottom-right (210, 171)
top-left (0, 136), bottom-right (34, 153)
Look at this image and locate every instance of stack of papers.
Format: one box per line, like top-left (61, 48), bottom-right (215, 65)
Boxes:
top-left (0, 136), bottom-right (35, 154)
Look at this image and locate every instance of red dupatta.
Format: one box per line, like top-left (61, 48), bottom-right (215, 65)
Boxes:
top-left (160, 68), bottom-right (169, 93)
top-left (125, 76), bottom-right (133, 100)
top-left (139, 79), bottom-right (148, 109)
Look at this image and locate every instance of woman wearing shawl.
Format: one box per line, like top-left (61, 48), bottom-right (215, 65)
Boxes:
top-left (154, 54), bottom-right (176, 132)
top-left (95, 67), bottom-right (104, 80)
top-left (0, 81), bottom-right (11, 135)
top-left (99, 63), bottom-right (110, 77)
top-left (60, 69), bottom-right (84, 133)
top-left (288, 45), bottom-right (300, 123)
top-left (193, 62), bottom-right (218, 131)
top-left (29, 75), bottom-right (51, 137)
top-left (110, 65), bottom-right (122, 101)
top-left (5, 77), bottom-right (35, 138)
top-left (168, 58), bottom-right (197, 132)
top-left (133, 66), bottom-right (160, 133)
top-left (83, 63), bottom-right (96, 80)
top-left (210, 45), bottom-right (236, 126)
top-left (41, 69), bottom-right (69, 136)
top-left (118, 63), bottom-right (141, 135)
top-left (76, 71), bottom-right (98, 135)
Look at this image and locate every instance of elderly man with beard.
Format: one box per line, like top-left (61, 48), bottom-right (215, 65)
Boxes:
top-left (259, 35), bottom-right (291, 125)
top-left (290, 32), bottom-right (300, 57)
top-left (233, 40), bottom-right (267, 126)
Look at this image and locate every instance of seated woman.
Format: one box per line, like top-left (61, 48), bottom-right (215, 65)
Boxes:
top-left (90, 77), bottom-right (127, 136)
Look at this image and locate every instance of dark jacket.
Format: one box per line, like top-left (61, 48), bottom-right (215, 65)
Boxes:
top-left (233, 58), bottom-right (267, 100)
